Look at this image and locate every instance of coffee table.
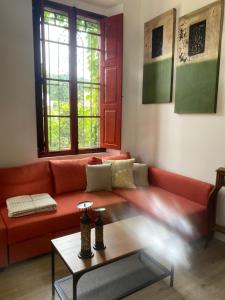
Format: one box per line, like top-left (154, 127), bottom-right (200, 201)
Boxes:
top-left (51, 216), bottom-right (174, 300)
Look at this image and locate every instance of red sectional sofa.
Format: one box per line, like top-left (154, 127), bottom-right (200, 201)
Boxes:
top-left (0, 154), bottom-right (214, 268)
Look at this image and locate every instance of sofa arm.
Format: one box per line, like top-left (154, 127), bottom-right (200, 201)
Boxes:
top-left (148, 167), bottom-right (214, 206)
top-left (0, 213), bottom-right (8, 268)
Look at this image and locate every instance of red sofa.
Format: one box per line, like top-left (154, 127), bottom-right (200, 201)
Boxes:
top-left (0, 155), bottom-right (214, 268)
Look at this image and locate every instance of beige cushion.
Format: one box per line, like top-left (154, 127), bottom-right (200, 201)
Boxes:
top-left (86, 164), bottom-right (112, 192)
top-left (133, 163), bottom-right (149, 187)
top-left (103, 159), bottom-right (136, 189)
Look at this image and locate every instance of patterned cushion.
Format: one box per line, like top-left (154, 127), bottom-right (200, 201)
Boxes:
top-left (103, 159), bottom-right (136, 189)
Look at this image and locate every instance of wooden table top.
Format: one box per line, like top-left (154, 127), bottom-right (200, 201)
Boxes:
top-left (52, 216), bottom-right (149, 275)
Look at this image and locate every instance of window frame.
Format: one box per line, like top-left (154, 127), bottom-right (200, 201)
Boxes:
top-left (33, 0), bottom-right (106, 157)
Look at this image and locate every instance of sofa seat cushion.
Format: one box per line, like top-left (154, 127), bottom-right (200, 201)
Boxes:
top-left (113, 186), bottom-right (208, 238)
top-left (1, 192), bottom-right (127, 245)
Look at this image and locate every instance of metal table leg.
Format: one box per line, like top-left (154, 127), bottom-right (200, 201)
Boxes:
top-left (73, 274), bottom-right (80, 300)
top-left (170, 266), bottom-right (174, 287)
top-left (51, 244), bottom-right (55, 296)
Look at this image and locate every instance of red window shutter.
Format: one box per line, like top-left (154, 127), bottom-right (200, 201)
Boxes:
top-left (100, 14), bottom-right (123, 150)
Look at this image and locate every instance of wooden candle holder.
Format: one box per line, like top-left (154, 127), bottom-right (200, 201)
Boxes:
top-left (93, 208), bottom-right (106, 251)
top-left (77, 201), bottom-right (94, 259)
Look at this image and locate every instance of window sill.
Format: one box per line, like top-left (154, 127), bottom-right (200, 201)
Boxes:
top-left (78, 148), bottom-right (106, 154)
top-left (38, 148), bottom-right (106, 158)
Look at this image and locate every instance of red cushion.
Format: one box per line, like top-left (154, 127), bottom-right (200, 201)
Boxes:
top-left (113, 187), bottom-right (208, 238)
top-left (77, 156), bottom-right (102, 165)
top-left (103, 152), bottom-right (131, 160)
top-left (50, 159), bottom-right (87, 194)
top-left (1, 191), bottom-right (127, 245)
top-left (0, 161), bottom-right (53, 207)
top-left (149, 167), bottom-right (213, 206)
top-left (49, 157), bottom-right (103, 194)
top-left (91, 157), bottom-right (103, 164)
top-left (92, 152), bottom-right (131, 163)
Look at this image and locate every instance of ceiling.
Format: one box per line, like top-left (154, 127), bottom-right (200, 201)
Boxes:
top-left (81, 0), bottom-right (123, 8)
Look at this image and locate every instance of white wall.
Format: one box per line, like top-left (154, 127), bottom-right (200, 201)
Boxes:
top-left (0, 0), bottom-right (38, 167)
top-left (53, 0), bottom-right (108, 15)
top-left (120, 0), bottom-right (225, 233)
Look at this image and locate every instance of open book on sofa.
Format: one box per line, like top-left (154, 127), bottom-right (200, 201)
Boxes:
top-left (6, 193), bottom-right (57, 217)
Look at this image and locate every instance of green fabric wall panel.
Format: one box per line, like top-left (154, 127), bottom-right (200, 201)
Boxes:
top-left (175, 59), bottom-right (218, 114)
top-left (142, 58), bottom-right (173, 104)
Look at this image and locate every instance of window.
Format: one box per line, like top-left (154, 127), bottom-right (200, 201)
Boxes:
top-left (33, 0), bottom-right (123, 157)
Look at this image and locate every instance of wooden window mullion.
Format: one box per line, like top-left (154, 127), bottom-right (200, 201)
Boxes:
top-left (33, 0), bottom-right (45, 154)
top-left (40, 0), bottom-right (49, 152)
top-left (69, 7), bottom-right (78, 154)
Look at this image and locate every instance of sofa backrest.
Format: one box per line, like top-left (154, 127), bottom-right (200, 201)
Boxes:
top-left (0, 161), bottom-right (53, 207)
top-left (148, 167), bottom-right (214, 207)
top-left (49, 153), bottom-right (131, 195)
top-left (0, 153), bottom-right (132, 204)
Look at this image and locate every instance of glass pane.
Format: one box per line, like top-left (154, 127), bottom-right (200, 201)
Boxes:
top-left (77, 32), bottom-right (100, 49)
top-left (45, 41), bottom-right (69, 80)
top-left (78, 117), bottom-right (99, 149)
top-left (77, 83), bottom-right (99, 117)
top-left (77, 47), bottom-right (84, 82)
top-left (77, 16), bottom-right (100, 34)
top-left (91, 34), bottom-right (100, 49)
top-left (91, 117), bottom-right (99, 146)
top-left (92, 85), bottom-right (100, 116)
top-left (44, 24), bottom-right (69, 44)
top-left (77, 83), bottom-right (84, 116)
top-left (44, 11), bottom-right (55, 25)
top-left (91, 50), bottom-right (100, 82)
top-left (44, 10), bottom-right (69, 27)
top-left (83, 85), bottom-right (91, 116)
top-left (77, 32), bottom-right (90, 48)
top-left (77, 18), bottom-right (85, 31)
top-left (86, 20), bottom-right (100, 34)
top-left (78, 118), bottom-right (85, 148)
top-left (77, 48), bottom-right (100, 83)
top-left (47, 80), bottom-right (70, 116)
top-left (77, 48), bottom-right (91, 82)
top-left (56, 14), bottom-right (69, 27)
top-left (48, 117), bottom-right (71, 151)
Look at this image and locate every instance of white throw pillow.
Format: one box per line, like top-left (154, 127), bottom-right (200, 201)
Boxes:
top-left (86, 164), bottom-right (112, 192)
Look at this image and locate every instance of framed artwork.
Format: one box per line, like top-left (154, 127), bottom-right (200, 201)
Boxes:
top-left (142, 9), bottom-right (176, 104)
top-left (175, 0), bottom-right (224, 113)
